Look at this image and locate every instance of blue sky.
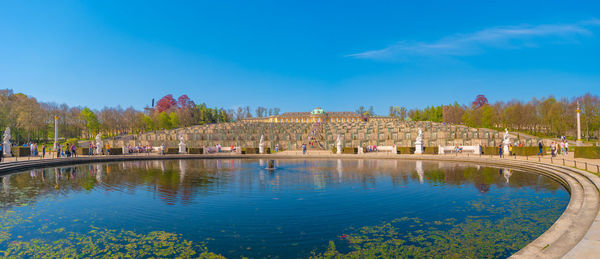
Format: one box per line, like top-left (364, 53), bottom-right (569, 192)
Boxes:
top-left (1, 0), bottom-right (599, 114)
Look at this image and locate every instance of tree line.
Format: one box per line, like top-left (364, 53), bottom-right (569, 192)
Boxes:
top-left (388, 93), bottom-right (600, 140)
top-left (0, 90), bottom-right (280, 144)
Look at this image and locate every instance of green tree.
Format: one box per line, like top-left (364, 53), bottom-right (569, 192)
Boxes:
top-left (169, 112), bottom-right (179, 128)
top-left (157, 112), bottom-right (172, 129)
top-left (80, 108), bottom-right (101, 136)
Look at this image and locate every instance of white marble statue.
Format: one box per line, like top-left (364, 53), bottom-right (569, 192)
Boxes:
top-left (95, 133), bottom-right (103, 155)
top-left (259, 135), bottom-right (265, 154)
top-left (502, 128), bottom-right (510, 155)
top-left (414, 128), bottom-right (424, 154)
top-left (415, 128), bottom-right (423, 145)
top-left (2, 127), bottom-right (11, 157)
top-left (336, 134), bottom-right (342, 154)
top-left (178, 134), bottom-right (187, 154)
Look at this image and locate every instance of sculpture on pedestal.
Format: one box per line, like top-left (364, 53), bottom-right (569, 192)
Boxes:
top-left (336, 134), bottom-right (342, 154)
top-left (95, 133), bottom-right (103, 155)
top-left (3, 127), bottom-right (12, 157)
top-left (178, 134), bottom-right (187, 154)
top-left (502, 128), bottom-right (510, 155)
top-left (259, 135), bottom-right (265, 154)
top-left (414, 128), bottom-right (424, 154)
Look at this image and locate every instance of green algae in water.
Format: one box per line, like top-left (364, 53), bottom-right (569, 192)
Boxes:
top-left (311, 197), bottom-right (565, 258)
top-left (0, 210), bottom-right (224, 258)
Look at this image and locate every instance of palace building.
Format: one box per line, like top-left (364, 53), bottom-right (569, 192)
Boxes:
top-left (243, 108), bottom-right (365, 123)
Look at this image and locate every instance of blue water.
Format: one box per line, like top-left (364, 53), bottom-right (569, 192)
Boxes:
top-left (0, 159), bottom-right (569, 258)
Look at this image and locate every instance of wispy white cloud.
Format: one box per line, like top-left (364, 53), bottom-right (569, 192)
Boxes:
top-left (348, 19), bottom-right (600, 60)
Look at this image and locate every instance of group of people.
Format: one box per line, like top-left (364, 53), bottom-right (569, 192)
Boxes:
top-left (87, 142), bottom-right (111, 156)
top-left (361, 144), bottom-right (378, 153)
top-left (56, 143), bottom-right (78, 158)
top-left (123, 145), bottom-right (153, 154)
top-left (549, 141), bottom-right (569, 157)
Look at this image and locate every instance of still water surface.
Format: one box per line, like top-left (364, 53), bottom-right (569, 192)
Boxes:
top-left (0, 159), bottom-right (569, 258)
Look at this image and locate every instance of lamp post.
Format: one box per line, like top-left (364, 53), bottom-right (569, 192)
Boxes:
top-left (576, 102), bottom-right (582, 146)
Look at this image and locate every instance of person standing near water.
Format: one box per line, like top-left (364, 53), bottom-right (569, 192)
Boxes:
top-left (42, 144), bottom-right (46, 158)
top-left (499, 144), bottom-right (503, 158)
top-left (302, 143), bottom-right (307, 155)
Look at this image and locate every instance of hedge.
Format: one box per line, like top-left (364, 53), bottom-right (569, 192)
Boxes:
top-left (423, 147), bottom-right (439, 154)
top-left (12, 147), bottom-right (30, 157)
top-left (107, 148), bottom-right (123, 155)
top-left (242, 148), bottom-right (270, 154)
top-left (188, 148), bottom-right (203, 154)
top-left (343, 147), bottom-right (357, 154)
top-left (332, 147), bottom-right (357, 154)
top-left (483, 147), bottom-right (500, 155)
top-left (575, 147), bottom-right (600, 159)
top-left (397, 147), bottom-right (416, 154)
top-left (512, 147), bottom-right (539, 156)
top-left (165, 148), bottom-right (179, 154)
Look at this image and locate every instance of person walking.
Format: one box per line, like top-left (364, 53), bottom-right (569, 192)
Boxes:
top-left (302, 143), bottom-right (307, 155)
top-left (71, 144), bottom-right (77, 157)
top-left (57, 145), bottom-right (61, 158)
top-left (560, 141), bottom-right (565, 156)
top-left (0, 143), bottom-right (3, 162)
top-left (499, 144), bottom-right (503, 158)
top-left (565, 142), bottom-right (569, 155)
top-left (538, 141), bottom-right (544, 156)
top-left (42, 144), bottom-right (46, 158)
top-left (89, 142), bottom-right (93, 156)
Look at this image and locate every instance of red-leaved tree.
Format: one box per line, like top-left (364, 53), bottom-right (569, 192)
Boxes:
top-left (155, 94), bottom-right (177, 112)
top-left (177, 94), bottom-right (194, 108)
top-left (472, 94), bottom-right (489, 109)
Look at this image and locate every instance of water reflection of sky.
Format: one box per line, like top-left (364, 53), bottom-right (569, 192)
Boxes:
top-left (0, 159), bottom-right (569, 258)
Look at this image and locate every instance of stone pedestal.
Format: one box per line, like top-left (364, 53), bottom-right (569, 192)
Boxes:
top-left (415, 143), bottom-right (423, 154)
top-left (96, 143), bottom-right (103, 155)
top-left (3, 144), bottom-right (11, 157)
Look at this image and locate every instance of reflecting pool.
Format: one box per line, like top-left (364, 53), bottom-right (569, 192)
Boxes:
top-left (0, 159), bottom-right (569, 258)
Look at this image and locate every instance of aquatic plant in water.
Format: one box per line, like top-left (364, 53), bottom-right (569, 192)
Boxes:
top-left (0, 210), bottom-right (224, 258)
top-left (311, 197), bottom-right (566, 258)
